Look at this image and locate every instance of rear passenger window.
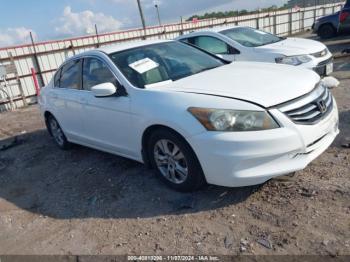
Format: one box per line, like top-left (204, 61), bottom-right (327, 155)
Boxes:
top-left (54, 68), bottom-right (62, 87)
top-left (59, 60), bottom-right (81, 89)
top-left (82, 58), bottom-right (116, 91)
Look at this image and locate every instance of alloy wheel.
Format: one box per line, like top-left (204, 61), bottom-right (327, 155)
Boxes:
top-left (49, 118), bottom-right (65, 147)
top-left (153, 139), bottom-right (188, 184)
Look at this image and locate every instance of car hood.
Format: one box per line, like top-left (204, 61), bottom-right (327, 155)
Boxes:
top-left (256, 37), bottom-right (326, 56)
top-left (149, 62), bottom-right (320, 108)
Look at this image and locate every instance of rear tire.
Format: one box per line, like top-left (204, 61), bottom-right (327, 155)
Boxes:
top-left (147, 129), bottom-right (206, 192)
top-left (47, 115), bottom-right (71, 150)
top-left (318, 24), bottom-right (336, 39)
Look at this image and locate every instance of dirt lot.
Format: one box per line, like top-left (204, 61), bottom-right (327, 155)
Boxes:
top-left (0, 56), bottom-right (349, 256)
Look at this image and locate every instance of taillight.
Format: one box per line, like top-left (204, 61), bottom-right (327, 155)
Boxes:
top-left (340, 11), bottom-right (350, 23)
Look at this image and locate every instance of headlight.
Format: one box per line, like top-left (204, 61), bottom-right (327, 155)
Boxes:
top-left (188, 107), bottom-right (279, 132)
top-left (275, 55), bottom-right (312, 66)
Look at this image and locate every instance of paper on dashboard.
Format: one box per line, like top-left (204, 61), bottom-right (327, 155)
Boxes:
top-left (129, 58), bottom-right (159, 74)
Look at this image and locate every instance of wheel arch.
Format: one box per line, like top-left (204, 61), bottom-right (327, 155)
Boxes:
top-left (141, 124), bottom-right (195, 168)
top-left (44, 111), bottom-right (55, 136)
top-left (319, 22), bottom-right (337, 30)
top-left (317, 22), bottom-right (337, 37)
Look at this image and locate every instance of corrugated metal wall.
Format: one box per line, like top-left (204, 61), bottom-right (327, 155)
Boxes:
top-left (0, 2), bottom-right (343, 112)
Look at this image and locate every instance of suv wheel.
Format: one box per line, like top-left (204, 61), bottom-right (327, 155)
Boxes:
top-left (318, 24), bottom-right (336, 39)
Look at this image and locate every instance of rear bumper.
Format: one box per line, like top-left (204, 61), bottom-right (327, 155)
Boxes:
top-left (188, 102), bottom-right (339, 187)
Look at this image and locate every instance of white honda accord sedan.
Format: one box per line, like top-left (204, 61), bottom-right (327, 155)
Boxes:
top-left (39, 40), bottom-right (339, 192)
top-left (176, 26), bottom-right (334, 76)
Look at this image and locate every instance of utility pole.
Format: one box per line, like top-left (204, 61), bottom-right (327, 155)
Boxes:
top-left (30, 32), bottom-right (44, 87)
top-left (95, 24), bottom-right (100, 48)
top-left (180, 16), bottom-right (184, 35)
top-left (136, 0), bottom-right (147, 38)
top-left (155, 4), bottom-right (162, 26)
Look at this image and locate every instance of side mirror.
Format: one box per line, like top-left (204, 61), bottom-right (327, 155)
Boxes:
top-left (91, 82), bottom-right (117, 97)
top-left (321, 76), bottom-right (340, 89)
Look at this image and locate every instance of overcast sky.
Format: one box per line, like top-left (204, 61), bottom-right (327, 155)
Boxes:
top-left (0, 0), bottom-right (288, 47)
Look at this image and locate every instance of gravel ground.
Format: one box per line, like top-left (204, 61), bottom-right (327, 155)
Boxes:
top-left (0, 51), bottom-right (349, 256)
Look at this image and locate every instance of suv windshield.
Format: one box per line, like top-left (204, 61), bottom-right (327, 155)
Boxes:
top-left (109, 41), bottom-right (224, 88)
top-left (221, 27), bottom-right (283, 47)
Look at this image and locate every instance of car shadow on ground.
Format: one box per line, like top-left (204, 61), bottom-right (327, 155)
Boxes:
top-left (327, 41), bottom-right (350, 54)
top-left (0, 129), bottom-right (260, 220)
top-left (333, 57), bottom-right (350, 76)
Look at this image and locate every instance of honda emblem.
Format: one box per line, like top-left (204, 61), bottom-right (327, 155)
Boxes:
top-left (317, 100), bottom-right (327, 114)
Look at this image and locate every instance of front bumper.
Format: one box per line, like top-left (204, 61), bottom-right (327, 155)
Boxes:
top-left (312, 22), bottom-right (320, 33)
top-left (313, 57), bottom-right (334, 76)
top-left (299, 54), bottom-right (334, 76)
top-left (188, 100), bottom-right (339, 187)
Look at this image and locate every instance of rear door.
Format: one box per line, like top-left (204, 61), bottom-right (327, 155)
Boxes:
top-left (49, 59), bottom-right (84, 140)
top-left (345, 0), bottom-right (350, 8)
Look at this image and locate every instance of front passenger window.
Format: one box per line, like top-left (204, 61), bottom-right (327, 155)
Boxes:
top-left (83, 58), bottom-right (116, 91)
top-left (194, 36), bottom-right (230, 55)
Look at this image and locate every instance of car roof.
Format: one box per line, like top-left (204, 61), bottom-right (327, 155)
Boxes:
top-left (206, 25), bottom-right (243, 33)
top-left (61, 39), bottom-right (174, 66)
top-left (96, 39), bottom-right (172, 54)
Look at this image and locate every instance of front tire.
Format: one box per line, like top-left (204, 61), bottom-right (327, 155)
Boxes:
top-left (47, 115), bottom-right (71, 150)
top-left (318, 24), bottom-right (336, 39)
top-left (147, 129), bottom-right (206, 192)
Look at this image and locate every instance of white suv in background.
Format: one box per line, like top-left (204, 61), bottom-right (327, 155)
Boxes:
top-left (39, 40), bottom-right (339, 192)
top-left (176, 26), bottom-right (334, 76)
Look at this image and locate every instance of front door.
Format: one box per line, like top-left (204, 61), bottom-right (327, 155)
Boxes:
top-left (78, 57), bottom-right (133, 157)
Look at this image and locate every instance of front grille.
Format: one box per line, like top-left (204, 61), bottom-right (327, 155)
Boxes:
top-left (313, 57), bottom-right (333, 76)
top-left (317, 57), bottom-right (333, 67)
top-left (311, 48), bottom-right (328, 58)
top-left (314, 66), bottom-right (326, 76)
top-left (278, 84), bottom-right (333, 125)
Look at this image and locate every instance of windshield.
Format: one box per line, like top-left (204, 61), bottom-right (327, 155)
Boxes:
top-left (109, 41), bottom-right (224, 88)
top-left (220, 27), bottom-right (283, 47)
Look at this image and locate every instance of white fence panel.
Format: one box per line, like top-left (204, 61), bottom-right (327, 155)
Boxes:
top-left (0, 2), bottom-right (344, 111)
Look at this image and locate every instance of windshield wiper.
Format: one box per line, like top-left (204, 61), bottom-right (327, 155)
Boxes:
top-left (172, 65), bottom-right (223, 82)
